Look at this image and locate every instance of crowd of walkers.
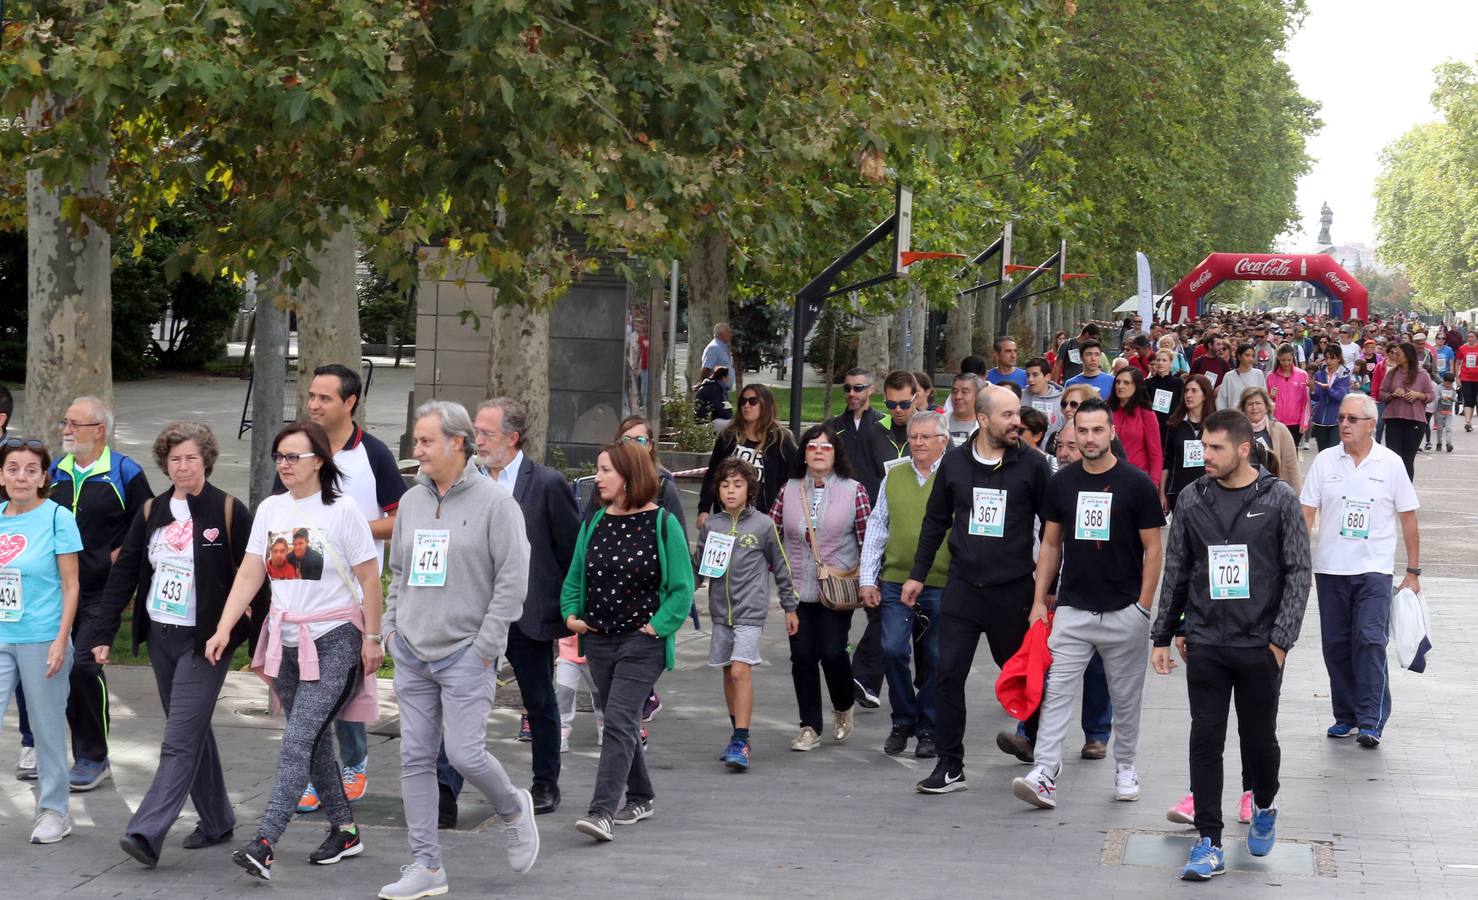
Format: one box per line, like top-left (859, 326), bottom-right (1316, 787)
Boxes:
top-left (0, 308), bottom-right (1443, 891)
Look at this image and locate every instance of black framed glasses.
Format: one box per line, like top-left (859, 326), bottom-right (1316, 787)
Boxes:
top-left (884, 399), bottom-right (913, 410)
top-left (57, 419), bottom-right (101, 430)
top-left (843, 384), bottom-right (872, 393)
top-left (1, 437), bottom-right (46, 452)
top-left (1335, 415), bottom-right (1373, 424)
top-left (739, 396), bottom-right (761, 407)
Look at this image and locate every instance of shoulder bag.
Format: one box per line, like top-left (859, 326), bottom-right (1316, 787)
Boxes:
top-left (802, 490), bottom-right (862, 612)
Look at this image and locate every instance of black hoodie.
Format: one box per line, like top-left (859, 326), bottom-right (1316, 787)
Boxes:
top-left (1152, 467), bottom-right (1311, 651)
top-left (910, 441), bottom-right (1049, 588)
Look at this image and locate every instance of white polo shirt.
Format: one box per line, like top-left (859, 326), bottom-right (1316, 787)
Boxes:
top-left (1300, 441), bottom-right (1418, 576)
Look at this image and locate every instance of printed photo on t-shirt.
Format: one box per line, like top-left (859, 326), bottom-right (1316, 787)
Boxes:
top-left (265, 527), bottom-right (327, 581)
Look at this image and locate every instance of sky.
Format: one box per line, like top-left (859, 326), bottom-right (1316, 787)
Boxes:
top-left (1280, 0), bottom-right (1478, 251)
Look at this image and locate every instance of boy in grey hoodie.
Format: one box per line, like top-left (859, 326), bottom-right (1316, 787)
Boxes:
top-left (697, 458), bottom-right (798, 770)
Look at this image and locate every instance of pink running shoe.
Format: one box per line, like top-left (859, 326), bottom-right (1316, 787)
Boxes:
top-left (1238, 791), bottom-right (1253, 824)
top-left (1167, 793), bottom-right (1195, 825)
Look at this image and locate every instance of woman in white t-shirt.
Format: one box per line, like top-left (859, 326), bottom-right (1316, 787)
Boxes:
top-left (206, 422), bottom-right (384, 882)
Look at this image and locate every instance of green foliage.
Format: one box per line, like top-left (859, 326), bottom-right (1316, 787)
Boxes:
top-left (727, 294), bottom-right (791, 375)
top-left (804, 304), bottom-right (859, 381)
top-left (660, 395), bottom-right (716, 453)
top-left (358, 258), bottom-right (414, 345)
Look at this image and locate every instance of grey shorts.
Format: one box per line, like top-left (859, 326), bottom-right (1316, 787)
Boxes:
top-left (707, 623), bottom-right (764, 667)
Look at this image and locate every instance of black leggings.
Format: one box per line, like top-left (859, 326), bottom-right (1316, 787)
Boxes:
top-left (1383, 417), bottom-right (1423, 483)
top-left (790, 603), bottom-right (855, 731)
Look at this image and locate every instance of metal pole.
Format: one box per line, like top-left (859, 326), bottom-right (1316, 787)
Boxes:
top-left (667, 260), bottom-right (679, 395)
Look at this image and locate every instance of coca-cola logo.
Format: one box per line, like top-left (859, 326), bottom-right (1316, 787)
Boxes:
top-left (1189, 270), bottom-right (1214, 292)
top-left (1233, 257), bottom-right (1294, 277)
top-left (1324, 271), bottom-right (1351, 293)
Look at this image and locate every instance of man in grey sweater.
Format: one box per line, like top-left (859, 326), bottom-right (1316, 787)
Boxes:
top-left (380, 401), bottom-right (537, 900)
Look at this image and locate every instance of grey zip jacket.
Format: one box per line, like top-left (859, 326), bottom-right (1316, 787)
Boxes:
top-left (698, 506), bottom-right (798, 627)
top-left (383, 456), bottom-right (531, 664)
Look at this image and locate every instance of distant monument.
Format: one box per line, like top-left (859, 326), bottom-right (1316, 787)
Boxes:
top-left (1316, 202), bottom-right (1332, 247)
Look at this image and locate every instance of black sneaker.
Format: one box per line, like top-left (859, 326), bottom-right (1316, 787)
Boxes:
top-left (232, 838), bottom-right (274, 880)
top-left (613, 799), bottom-right (654, 825)
top-left (119, 833), bottom-right (159, 868)
top-left (853, 678), bottom-right (881, 710)
top-left (307, 825), bottom-right (363, 865)
top-left (883, 726), bottom-right (911, 756)
top-left (916, 763), bottom-right (967, 794)
top-left (182, 825), bottom-right (233, 850)
top-left (575, 814), bottom-right (614, 842)
top-left (914, 734), bottom-right (938, 759)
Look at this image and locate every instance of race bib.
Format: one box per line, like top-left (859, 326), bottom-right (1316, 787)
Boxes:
top-left (1068, 348), bottom-right (1082, 365)
top-left (147, 560), bottom-right (194, 619)
top-left (698, 531), bottom-right (736, 578)
top-left (0, 568), bottom-right (22, 623)
top-left (883, 456), bottom-right (912, 471)
top-left (1074, 492), bottom-right (1112, 541)
top-left (1467, 352), bottom-right (1477, 369)
top-left (1338, 496), bottom-right (1373, 540)
top-left (1183, 440), bottom-right (1204, 468)
top-left (410, 529), bottom-right (450, 587)
top-left (969, 488), bottom-right (1007, 538)
top-left (1204, 372), bottom-right (1218, 388)
top-left (1208, 544), bottom-right (1250, 600)
top-left (1152, 389), bottom-right (1173, 414)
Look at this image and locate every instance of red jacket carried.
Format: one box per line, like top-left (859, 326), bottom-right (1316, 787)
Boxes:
top-left (996, 615), bottom-right (1053, 720)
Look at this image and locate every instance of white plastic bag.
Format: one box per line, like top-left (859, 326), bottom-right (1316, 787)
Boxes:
top-left (1390, 587), bottom-right (1433, 673)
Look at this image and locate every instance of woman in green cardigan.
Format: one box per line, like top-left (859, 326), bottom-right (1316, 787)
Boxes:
top-left (561, 441), bottom-right (693, 842)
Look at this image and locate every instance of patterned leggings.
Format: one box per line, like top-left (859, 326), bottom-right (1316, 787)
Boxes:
top-left (258, 623), bottom-right (362, 843)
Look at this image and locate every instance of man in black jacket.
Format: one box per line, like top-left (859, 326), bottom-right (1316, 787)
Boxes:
top-left (905, 385), bottom-right (1049, 794)
top-left (1151, 409), bottom-right (1311, 880)
top-left (434, 398), bottom-right (579, 820)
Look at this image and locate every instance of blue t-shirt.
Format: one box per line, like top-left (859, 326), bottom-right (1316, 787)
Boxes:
top-left (0, 500), bottom-right (85, 644)
top-left (1065, 371), bottom-right (1117, 399)
top-left (986, 367), bottom-right (1029, 389)
top-left (1438, 345), bottom-right (1455, 376)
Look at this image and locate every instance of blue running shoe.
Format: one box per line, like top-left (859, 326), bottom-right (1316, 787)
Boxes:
top-left (68, 758), bottom-right (111, 792)
top-left (1179, 837), bottom-right (1226, 881)
top-left (721, 739), bottom-right (750, 771)
top-left (1356, 729), bottom-right (1382, 748)
top-left (1326, 723), bottom-right (1358, 739)
top-left (1247, 805), bottom-right (1277, 857)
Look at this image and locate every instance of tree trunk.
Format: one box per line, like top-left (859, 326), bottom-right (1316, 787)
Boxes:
top-left (857, 313), bottom-right (891, 382)
top-left (684, 225), bottom-right (728, 390)
top-left (25, 96), bottom-right (111, 444)
top-left (489, 301), bottom-right (550, 462)
top-left (250, 290), bottom-right (289, 508)
top-left (943, 290), bottom-right (974, 374)
top-left (975, 286), bottom-right (999, 360)
top-left (908, 282), bottom-right (928, 371)
top-left (295, 218), bottom-right (361, 416)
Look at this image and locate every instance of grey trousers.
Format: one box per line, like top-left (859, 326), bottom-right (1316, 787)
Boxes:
top-left (583, 631), bottom-right (664, 818)
top-left (1033, 604), bottom-right (1151, 775)
top-left (393, 635), bottom-right (520, 870)
top-left (126, 624), bottom-right (235, 857)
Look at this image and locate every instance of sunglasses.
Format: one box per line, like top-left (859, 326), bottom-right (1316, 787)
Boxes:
top-left (884, 399), bottom-right (913, 410)
top-left (739, 396), bottom-right (761, 407)
top-left (621, 434), bottom-right (651, 445)
top-left (1063, 399), bottom-right (1082, 409)
top-left (1, 437), bottom-right (46, 452)
top-left (843, 384), bottom-right (872, 393)
top-left (1335, 415), bottom-right (1373, 424)
top-left (271, 451), bottom-right (317, 465)
top-left (806, 441), bottom-right (834, 451)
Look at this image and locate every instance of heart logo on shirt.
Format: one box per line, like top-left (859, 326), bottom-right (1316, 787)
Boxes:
top-left (202, 528), bottom-right (220, 543)
top-left (163, 519), bottom-right (193, 553)
top-left (0, 533), bottom-right (26, 567)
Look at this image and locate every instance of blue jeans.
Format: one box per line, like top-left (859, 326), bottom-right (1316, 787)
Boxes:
top-left (335, 719), bottom-right (368, 770)
top-left (1375, 401), bottom-right (1387, 443)
top-left (1316, 573), bottom-right (1392, 734)
top-left (1, 640), bottom-right (74, 815)
top-left (880, 582), bottom-right (939, 735)
top-left (1019, 651), bottom-right (1112, 743)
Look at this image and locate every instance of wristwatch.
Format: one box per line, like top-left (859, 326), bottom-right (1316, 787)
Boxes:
top-left (365, 633), bottom-right (384, 643)
top-left (1405, 567), bottom-right (1422, 576)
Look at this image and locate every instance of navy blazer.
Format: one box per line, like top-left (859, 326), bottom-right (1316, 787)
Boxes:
top-left (509, 456), bottom-right (580, 642)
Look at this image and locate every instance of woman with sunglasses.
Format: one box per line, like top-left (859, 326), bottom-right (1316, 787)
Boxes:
top-left (697, 384), bottom-right (797, 532)
top-left (0, 437), bottom-right (83, 845)
top-left (769, 424), bottom-right (870, 752)
top-left (205, 422), bottom-right (384, 883)
top-left (84, 421), bottom-right (269, 868)
top-left (1159, 375), bottom-right (1215, 515)
top-left (1044, 384), bottom-right (1098, 457)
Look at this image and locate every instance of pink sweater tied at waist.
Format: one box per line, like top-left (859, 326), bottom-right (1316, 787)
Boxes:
top-left (251, 603), bottom-right (379, 723)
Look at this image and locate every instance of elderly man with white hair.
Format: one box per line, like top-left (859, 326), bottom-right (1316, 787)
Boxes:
top-left (1300, 392), bottom-right (1421, 750)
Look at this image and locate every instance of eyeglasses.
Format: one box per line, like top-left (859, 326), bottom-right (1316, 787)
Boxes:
top-left (739, 396), bottom-right (761, 407)
top-left (1063, 400), bottom-right (1082, 409)
top-left (271, 451), bottom-right (317, 465)
top-left (58, 419), bottom-right (101, 430)
top-left (909, 432), bottom-right (947, 442)
top-left (1335, 415), bottom-right (1373, 424)
top-left (806, 441), bottom-right (834, 452)
top-left (1, 437), bottom-right (46, 452)
top-left (884, 399), bottom-right (913, 410)
top-left (621, 434), bottom-right (651, 445)
top-left (843, 384), bottom-right (872, 393)
top-left (474, 428), bottom-right (503, 441)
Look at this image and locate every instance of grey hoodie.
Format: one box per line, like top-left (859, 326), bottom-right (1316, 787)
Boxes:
top-left (1024, 381), bottom-right (1066, 440)
top-left (698, 506), bottom-right (798, 627)
top-left (383, 456), bottom-right (531, 664)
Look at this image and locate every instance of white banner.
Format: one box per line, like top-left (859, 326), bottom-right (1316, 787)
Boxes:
top-left (1136, 251), bottom-right (1154, 326)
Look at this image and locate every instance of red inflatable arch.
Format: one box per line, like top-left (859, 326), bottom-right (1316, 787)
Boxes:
top-left (1168, 253), bottom-right (1368, 322)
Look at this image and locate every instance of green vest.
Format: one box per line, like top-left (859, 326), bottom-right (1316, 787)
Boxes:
top-left (881, 463), bottom-right (950, 587)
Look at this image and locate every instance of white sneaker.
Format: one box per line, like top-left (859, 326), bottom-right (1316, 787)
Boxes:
top-left (16, 745), bottom-right (38, 780)
top-left (501, 788), bottom-right (539, 874)
top-left (30, 810), bottom-right (72, 844)
top-left (378, 863), bottom-right (448, 900)
top-left (1012, 765), bottom-right (1057, 809)
top-left (1114, 764), bottom-right (1141, 801)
